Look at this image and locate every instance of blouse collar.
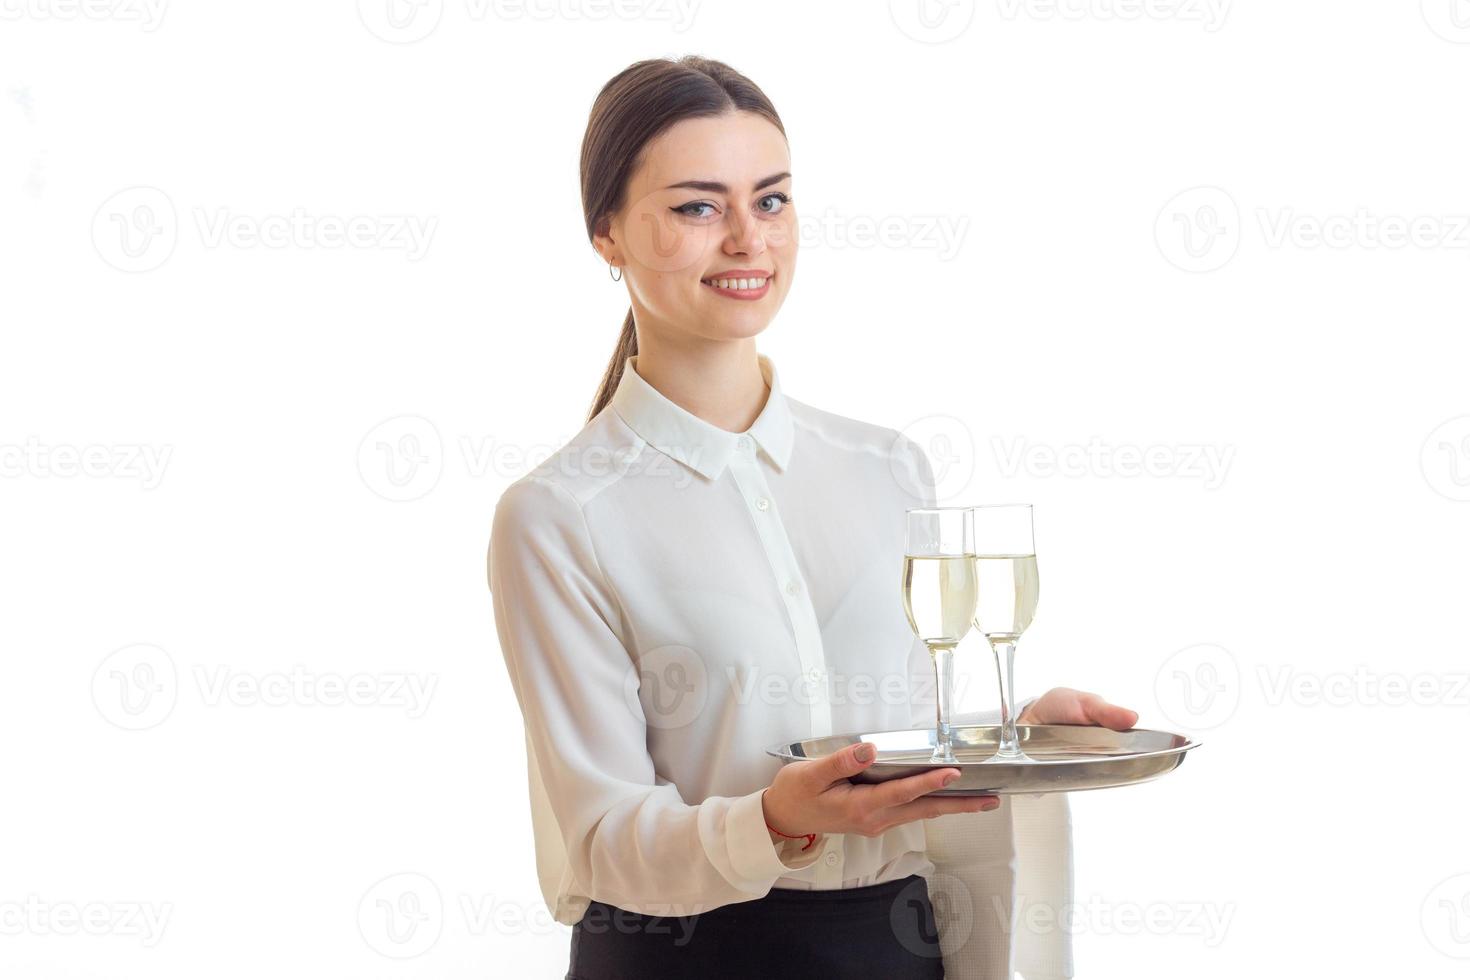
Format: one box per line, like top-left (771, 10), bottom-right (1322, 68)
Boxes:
top-left (609, 352), bottom-right (795, 481)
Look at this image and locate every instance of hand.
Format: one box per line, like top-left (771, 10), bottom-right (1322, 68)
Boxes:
top-left (1016, 687), bottom-right (1139, 730)
top-left (762, 742), bottom-right (1001, 842)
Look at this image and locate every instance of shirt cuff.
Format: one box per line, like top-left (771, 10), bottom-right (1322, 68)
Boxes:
top-left (727, 788), bottom-right (829, 883)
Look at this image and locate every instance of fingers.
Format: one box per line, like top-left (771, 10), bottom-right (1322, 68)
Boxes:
top-left (1080, 692), bottom-right (1139, 730)
top-left (866, 766), bottom-right (962, 809)
top-left (813, 741), bottom-right (877, 785)
top-left (879, 793), bottom-right (1001, 832)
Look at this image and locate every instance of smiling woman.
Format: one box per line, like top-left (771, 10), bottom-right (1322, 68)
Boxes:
top-left (581, 57), bottom-right (799, 423)
top-left (489, 53), bottom-right (1134, 980)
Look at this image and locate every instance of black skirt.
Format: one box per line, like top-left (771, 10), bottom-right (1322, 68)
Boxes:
top-left (565, 874), bottom-right (946, 980)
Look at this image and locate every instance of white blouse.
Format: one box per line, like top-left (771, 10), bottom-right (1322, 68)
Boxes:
top-left (488, 353), bottom-right (1073, 979)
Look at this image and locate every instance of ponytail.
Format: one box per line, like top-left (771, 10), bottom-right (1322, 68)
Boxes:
top-left (587, 309), bottom-right (638, 423)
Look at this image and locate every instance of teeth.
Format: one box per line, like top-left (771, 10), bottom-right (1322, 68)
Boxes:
top-left (707, 277), bottom-right (767, 290)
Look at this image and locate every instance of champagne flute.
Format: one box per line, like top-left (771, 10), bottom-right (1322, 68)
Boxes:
top-left (902, 507), bottom-right (978, 764)
top-left (970, 504), bottom-right (1040, 762)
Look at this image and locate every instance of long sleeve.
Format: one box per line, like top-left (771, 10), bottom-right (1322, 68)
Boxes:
top-left (488, 476), bottom-right (825, 918)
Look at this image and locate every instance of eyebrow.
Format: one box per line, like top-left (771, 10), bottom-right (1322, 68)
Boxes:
top-left (664, 171), bottom-right (792, 193)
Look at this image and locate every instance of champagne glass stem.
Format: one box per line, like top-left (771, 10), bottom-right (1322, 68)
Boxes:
top-left (991, 640), bottom-right (1024, 759)
top-left (930, 643), bottom-right (958, 764)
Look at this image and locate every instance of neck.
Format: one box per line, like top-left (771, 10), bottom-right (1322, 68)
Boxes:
top-left (631, 331), bottom-right (769, 433)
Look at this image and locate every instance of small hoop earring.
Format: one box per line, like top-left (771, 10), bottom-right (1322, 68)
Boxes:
top-left (609, 264), bottom-right (622, 282)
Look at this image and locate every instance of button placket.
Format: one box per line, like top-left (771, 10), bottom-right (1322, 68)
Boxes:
top-left (725, 449), bottom-right (831, 741)
top-left (726, 446), bottom-right (843, 887)
top-left (815, 835), bottom-right (845, 886)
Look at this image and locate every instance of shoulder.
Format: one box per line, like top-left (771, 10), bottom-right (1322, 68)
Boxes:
top-left (493, 404), bottom-right (647, 514)
top-left (489, 405), bottom-right (651, 545)
top-left (786, 395), bottom-right (937, 505)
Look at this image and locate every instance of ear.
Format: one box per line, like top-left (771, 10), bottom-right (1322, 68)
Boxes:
top-left (591, 213), bottom-right (619, 266)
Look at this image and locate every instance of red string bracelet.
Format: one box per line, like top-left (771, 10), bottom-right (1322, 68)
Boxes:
top-left (761, 789), bottom-right (817, 851)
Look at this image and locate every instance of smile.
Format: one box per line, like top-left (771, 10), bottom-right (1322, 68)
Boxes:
top-left (700, 274), bottom-right (772, 299)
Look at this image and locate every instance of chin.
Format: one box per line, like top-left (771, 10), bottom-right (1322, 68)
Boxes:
top-left (709, 312), bottom-right (774, 340)
top-left (696, 322), bottom-right (769, 344)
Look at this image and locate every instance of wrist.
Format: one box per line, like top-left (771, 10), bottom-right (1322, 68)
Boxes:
top-left (761, 788), bottom-right (818, 852)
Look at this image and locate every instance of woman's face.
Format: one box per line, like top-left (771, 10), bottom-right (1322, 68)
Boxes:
top-left (595, 111), bottom-right (797, 344)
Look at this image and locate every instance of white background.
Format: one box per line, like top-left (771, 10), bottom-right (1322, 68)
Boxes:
top-left (3, 1), bottom-right (1469, 977)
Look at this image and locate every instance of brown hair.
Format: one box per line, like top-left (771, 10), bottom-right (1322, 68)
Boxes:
top-left (581, 55), bottom-right (787, 423)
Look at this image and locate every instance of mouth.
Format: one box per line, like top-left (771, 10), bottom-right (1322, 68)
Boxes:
top-left (700, 272), bottom-right (772, 300)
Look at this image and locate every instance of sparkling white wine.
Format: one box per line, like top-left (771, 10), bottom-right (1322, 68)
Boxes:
top-left (902, 554), bottom-right (978, 649)
top-left (973, 554), bottom-right (1039, 643)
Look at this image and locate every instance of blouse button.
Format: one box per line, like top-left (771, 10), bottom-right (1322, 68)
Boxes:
top-left (807, 666), bottom-right (822, 683)
top-left (736, 435), bottom-right (753, 453)
top-left (756, 496), bottom-right (770, 511)
top-left (824, 852), bottom-right (840, 867)
top-left (785, 580), bottom-right (801, 597)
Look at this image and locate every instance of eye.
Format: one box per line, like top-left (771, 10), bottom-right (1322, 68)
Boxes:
top-left (758, 192), bottom-right (792, 215)
top-left (673, 201), bottom-right (718, 218)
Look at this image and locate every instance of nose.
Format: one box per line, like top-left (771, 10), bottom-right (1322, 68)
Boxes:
top-left (723, 207), bottom-right (767, 257)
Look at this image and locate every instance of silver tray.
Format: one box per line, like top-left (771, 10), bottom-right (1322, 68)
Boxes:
top-left (766, 724), bottom-right (1200, 796)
